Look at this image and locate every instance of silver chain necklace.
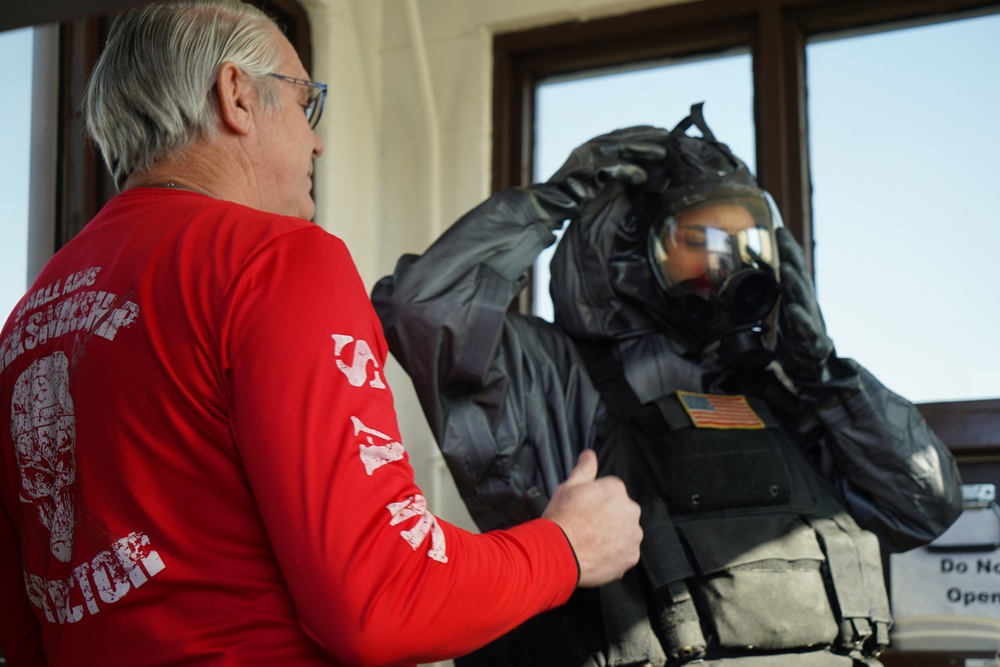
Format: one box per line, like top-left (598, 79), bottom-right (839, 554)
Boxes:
top-left (155, 181), bottom-right (218, 199)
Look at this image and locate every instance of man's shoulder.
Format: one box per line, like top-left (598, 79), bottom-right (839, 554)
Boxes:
top-left (209, 197), bottom-right (318, 233)
top-left (99, 189), bottom-right (344, 265)
top-left (111, 189), bottom-right (321, 234)
top-left (166, 194), bottom-right (336, 249)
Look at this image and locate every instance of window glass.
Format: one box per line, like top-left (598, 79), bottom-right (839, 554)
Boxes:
top-left (533, 52), bottom-right (754, 320)
top-left (807, 13), bottom-right (1000, 403)
top-left (0, 26), bottom-right (33, 321)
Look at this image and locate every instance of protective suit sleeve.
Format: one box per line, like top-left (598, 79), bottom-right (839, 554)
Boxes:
top-left (799, 358), bottom-right (964, 552)
top-left (773, 228), bottom-right (962, 551)
top-left (373, 126), bottom-right (677, 530)
top-left (372, 185), bottom-right (605, 531)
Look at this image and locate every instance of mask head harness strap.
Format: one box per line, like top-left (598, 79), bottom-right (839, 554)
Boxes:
top-left (668, 101), bottom-right (717, 143)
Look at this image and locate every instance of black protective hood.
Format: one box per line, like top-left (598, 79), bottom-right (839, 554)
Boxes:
top-left (549, 103), bottom-right (770, 352)
top-left (549, 178), bottom-right (665, 342)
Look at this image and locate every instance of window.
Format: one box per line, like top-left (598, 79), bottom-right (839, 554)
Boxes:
top-left (494, 0), bottom-right (1000, 402)
top-left (527, 9), bottom-right (1000, 406)
top-left (0, 27), bottom-right (33, 321)
top-left (807, 13), bottom-right (1000, 403)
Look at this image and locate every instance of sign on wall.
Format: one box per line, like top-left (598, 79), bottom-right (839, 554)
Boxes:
top-left (890, 504), bottom-right (1000, 619)
top-left (888, 484), bottom-right (1000, 654)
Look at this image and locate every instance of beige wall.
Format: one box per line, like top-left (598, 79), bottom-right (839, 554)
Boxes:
top-left (302, 0), bottom-right (683, 534)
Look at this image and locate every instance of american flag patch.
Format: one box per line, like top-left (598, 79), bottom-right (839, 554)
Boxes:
top-left (677, 391), bottom-right (765, 430)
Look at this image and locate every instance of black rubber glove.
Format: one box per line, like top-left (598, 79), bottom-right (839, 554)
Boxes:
top-left (775, 227), bottom-right (835, 383)
top-left (547, 125), bottom-right (670, 203)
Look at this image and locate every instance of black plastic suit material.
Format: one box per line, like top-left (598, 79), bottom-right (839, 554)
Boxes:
top-left (371, 182), bottom-right (961, 547)
top-left (374, 183), bottom-right (608, 530)
top-left (370, 124), bottom-right (964, 662)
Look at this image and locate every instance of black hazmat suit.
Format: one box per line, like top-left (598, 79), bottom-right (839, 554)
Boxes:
top-left (370, 105), bottom-right (964, 666)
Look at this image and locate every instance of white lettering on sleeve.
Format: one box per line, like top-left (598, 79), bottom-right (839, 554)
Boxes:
top-left (331, 334), bottom-right (386, 389)
top-left (386, 494), bottom-right (448, 563)
top-left (352, 415), bottom-right (405, 475)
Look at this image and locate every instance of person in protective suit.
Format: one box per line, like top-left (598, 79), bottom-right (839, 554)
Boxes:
top-left (370, 103), bottom-right (964, 666)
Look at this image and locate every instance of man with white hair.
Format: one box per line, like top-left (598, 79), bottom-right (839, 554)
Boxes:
top-left (0, 2), bottom-right (643, 665)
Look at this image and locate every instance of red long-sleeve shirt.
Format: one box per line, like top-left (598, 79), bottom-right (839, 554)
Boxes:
top-left (0, 189), bottom-right (577, 667)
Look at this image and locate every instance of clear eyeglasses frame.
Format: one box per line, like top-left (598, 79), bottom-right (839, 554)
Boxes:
top-left (268, 73), bottom-right (328, 129)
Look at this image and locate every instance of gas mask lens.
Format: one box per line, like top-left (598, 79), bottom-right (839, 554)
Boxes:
top-left (649, 190), bottom-right (781, 325)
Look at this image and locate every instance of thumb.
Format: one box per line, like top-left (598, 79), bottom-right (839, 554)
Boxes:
top-left (563, 449), bottom-right (598, 487)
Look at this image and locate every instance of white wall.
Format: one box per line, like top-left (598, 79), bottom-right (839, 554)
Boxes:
top-left (301, 0), bottom-right (685, 531)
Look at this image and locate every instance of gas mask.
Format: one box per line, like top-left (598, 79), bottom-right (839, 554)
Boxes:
top-left (648, 185), bottom-right (782, 369)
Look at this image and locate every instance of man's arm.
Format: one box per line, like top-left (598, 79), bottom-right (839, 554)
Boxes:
top-left (805, 361), bottom-right (964, 552)
top-left (226, 227), bottom-right (640, 666)
top-left (373, 209), bottom-right (603, 527)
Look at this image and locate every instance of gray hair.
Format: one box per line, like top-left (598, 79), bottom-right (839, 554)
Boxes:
top-left (84, 0), bottom-right (285, 190)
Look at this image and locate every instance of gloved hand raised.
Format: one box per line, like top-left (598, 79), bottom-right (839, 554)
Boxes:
top-left (548, 126), bottom-right (670, 204)
top-left (775, 227), bottom-right (835, 383)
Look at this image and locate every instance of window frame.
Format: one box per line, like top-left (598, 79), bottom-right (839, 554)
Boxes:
top-left (492, 0), bottom-right (1000, 458)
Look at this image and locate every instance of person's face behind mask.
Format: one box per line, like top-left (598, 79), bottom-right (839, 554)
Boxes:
top-left (658, 203), bottom-right (758, 286)
top-left (648, 191), bottom-right (782, 366)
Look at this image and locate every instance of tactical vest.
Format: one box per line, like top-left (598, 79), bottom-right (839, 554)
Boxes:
top-left (456, 354), bottom-right (892, 667)
top-left (456, 366), bottom-right (891, 667)
top-left (591, 389), bottom-right (891, 666)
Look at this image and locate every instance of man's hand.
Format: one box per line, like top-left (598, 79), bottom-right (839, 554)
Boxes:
top-left (543, 449), bottom-right (642, 588)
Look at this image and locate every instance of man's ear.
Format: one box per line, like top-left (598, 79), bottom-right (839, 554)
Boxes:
top-left (216, 61), bottom-right (255, 136)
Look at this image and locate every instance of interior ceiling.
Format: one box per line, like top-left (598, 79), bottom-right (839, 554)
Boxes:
top-left (1, 0), bottom-right (149, 33)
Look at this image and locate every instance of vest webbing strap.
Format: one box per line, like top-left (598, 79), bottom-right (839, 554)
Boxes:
top-left (808, 515), bottom-right (892, 650)
top-left (574, 340), bottom-right (642, 418)
top-left (576, 340), bottom-right (707, 664)
top-left (599, 572), bottom-right (667, 667)
top-left (641, 498), bottom-right (708, 662)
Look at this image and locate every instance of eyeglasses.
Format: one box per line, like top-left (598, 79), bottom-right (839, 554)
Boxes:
top-left (268, 73), bottom-right (328, 129)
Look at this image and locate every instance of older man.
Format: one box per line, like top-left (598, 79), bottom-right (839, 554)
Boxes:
top-left (0, 2), bottom-right (642, 665)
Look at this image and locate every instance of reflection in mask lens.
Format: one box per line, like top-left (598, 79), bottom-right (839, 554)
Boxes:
top-left (657, 224), bottom-right (776, 294)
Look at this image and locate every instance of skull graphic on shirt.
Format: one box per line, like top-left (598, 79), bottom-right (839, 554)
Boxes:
top-left (11, 352), bottom-right (77, 563)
